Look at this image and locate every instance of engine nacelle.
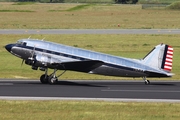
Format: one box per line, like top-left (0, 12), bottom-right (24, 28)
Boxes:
top-left (36, 54), bottom-right (61, 64)
top-left (25, 54), bottom-right (61, 69)
top-left (25, 60), bottom-right (34, 65)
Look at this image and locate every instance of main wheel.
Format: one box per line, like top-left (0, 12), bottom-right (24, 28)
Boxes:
top-left (48, 76), bottom-right (58, 85)
top-left (40, 74), bottom-right (49, 84)
top-left (145, 80), bottom-right (150, 85)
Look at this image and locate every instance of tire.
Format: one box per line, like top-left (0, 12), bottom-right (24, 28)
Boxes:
top-left (40, 74), bottom-right (49, 84)
top-left (145, 80), bottom-right (150, 85)
top-left (48, 76), bottom-right (58, 85)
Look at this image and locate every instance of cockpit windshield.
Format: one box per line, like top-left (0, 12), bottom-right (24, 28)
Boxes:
top-left (16, 40), bottom-right (27, 46)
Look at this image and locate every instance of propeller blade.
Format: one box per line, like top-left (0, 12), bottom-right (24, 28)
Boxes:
top-left (21, 59), bottom-right (24, 66)
top-left (31, 45), bottom-right (36, 59)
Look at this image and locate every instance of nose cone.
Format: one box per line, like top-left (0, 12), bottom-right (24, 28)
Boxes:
top-left (5, 44), bottom-right (14, 52)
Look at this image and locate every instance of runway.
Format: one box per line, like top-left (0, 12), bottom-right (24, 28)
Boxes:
top-left (1, 29), bottom-right (180, 102)
top-left (0, 79), bottom-right (180, 102)
top-left (0, 29), bottom-right (180, 34)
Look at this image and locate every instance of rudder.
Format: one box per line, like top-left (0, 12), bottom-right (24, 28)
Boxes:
top-left (161, 45), bottom-right (173, 72)
top-left (142, 44), bottom-right (173, 72)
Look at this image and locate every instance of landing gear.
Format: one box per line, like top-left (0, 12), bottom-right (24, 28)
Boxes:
top-left (40, 74), bottom-right (49, 84)
top-left (39, 68), bottom-right (66, 85)
top-left (48, 76), bottom-right (58, 84)
top-left (40, 68), bottom-right (49, 84)
top-left (145, 80), bottom-right (150, 85)
top-left (48, 69), bottom-right (58, 85)
top-left (143, 77), bottom-right (150, 85)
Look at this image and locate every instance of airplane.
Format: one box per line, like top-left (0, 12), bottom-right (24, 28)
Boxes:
top-left (5, 38), bottom-right (174, 85)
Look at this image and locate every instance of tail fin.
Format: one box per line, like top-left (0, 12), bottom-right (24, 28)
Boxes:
top-left (142, 44), bottom-right (173, 72)
top-left (161, 45), bottom-right (173, 71)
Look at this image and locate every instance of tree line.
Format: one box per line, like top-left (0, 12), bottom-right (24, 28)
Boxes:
top-left (115, 0), bottom-right (138, 4)
top-left (16, 0), bottom-right (138, 4)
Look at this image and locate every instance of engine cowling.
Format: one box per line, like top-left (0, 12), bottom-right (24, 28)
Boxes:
top-left (25, 54), bottom-right (61, 69)
top-left (25, 60), bottom-right (34, 65)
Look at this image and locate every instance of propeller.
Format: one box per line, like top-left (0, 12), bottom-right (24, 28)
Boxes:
top-left (21, 59), bottom-right (24, 66)
top-left (29, 45), bottom-right (36, 61)
top-left (21, 45), bottom-right (36, 67)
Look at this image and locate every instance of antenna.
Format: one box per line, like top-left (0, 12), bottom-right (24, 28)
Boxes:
top-left (28, 36), bottom-right (31, 39)
top-left (42, 37), bottom-right (45, 41)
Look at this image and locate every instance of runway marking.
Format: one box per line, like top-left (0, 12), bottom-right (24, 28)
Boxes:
top-left (0, 83), bottom-right (13, 86)
top-left (0, 96), bottom-right (180, 103)
top-left (101, 89), bottom-right (180, 93)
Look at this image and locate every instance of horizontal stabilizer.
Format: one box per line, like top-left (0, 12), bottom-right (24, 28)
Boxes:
top-left (52, 60), bottom-right (104, 72)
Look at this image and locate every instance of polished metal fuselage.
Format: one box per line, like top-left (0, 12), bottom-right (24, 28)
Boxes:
top-left (9, 39), bottom-right (170, 78)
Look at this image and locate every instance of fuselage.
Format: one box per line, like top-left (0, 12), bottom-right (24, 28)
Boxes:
top-left (5, 39), bottom-right (170, 78)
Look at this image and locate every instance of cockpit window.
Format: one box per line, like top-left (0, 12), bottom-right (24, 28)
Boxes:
top-left (22, 42), bottom-right (27, 46)
top-left (16, 41), bottom-right (27, 46)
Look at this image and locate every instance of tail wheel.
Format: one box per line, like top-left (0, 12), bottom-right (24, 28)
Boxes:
top-left (143, 77), bottom-right (150, 85)
top-left (145, 80), bottom-right (150, 85)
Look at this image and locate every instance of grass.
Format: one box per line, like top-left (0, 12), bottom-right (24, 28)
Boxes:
top-left (0, 2), bottom-right (180, 117)
top-left (64, 0), bottom-right (114, 3)
top-left (1, 34), bottom-right (180, 80)
top-left (49, 4), bottom-right (94, 12)
top-left (0, 2), bottom-right (179, 80)
top-left (0, 3), bottom-right (180, 29)
top-left (0, 100), bottom-right (180, 120)
top-left (0, 0), bottom-right (126, 3)
top-left (138, 0), bottom-right (180, 4)
top-left (67, 4), bottom-right (93, 11)
top-left (0, 0), bottom-right (179, 4)
top-left (0, 10), bottom-right (34, 12)
top-left (12, 2), bottom-right (37, 5)
top-left (167, 1), bottom-right (180, 10)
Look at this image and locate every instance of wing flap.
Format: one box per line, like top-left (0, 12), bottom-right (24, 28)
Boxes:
top-left (52, 60), bottom-right (104, 72)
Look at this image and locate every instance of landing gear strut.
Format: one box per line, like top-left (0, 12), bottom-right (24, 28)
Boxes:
top-left (48, 69), bottom-right (58, 84)
top-left (143, 77), bottom-right (150, 85)
top-left (48, 76), bottom-right (58, 84)
top-left (40, 68), bottom-right (66, 85)
top-left (40, 68), bottom-right (49, 84)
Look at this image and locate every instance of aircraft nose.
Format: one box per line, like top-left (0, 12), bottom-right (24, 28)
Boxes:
top-left (5, 44), bottom-right (14, 52)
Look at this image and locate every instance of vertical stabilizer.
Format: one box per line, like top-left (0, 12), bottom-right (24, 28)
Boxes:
top-left (142, 44), bottom-right (173, 72)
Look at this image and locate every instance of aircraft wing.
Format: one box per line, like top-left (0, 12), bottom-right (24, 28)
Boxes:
top-left (52, 60), bottom-right (104, 72)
